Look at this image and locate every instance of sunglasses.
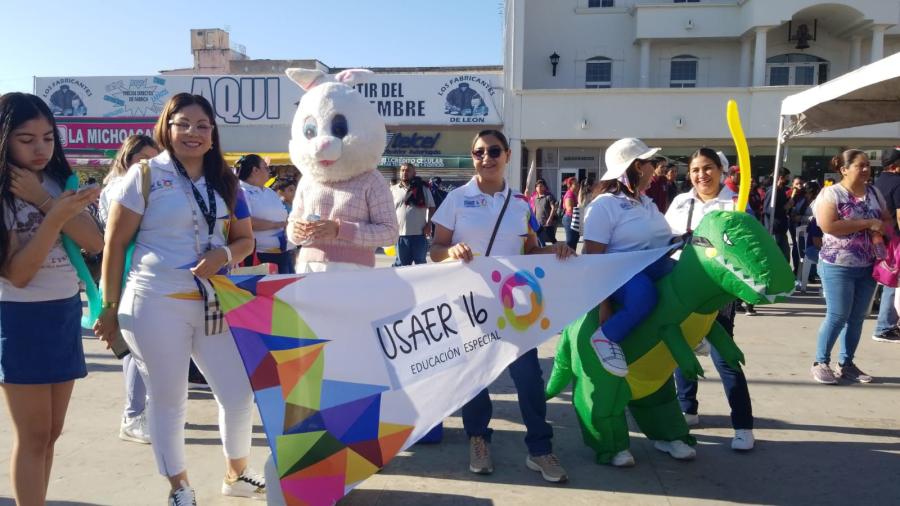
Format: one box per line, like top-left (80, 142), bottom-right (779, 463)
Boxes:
top-left (472, 146), bottom-right (505, 160)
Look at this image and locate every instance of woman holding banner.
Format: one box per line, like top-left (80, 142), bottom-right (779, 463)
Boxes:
top-left (430, 129), bottom-right (574, 484)
top-left (94, 94), bottom-right (264, 504)
top-left (579, 137), bottom-right (687, 464)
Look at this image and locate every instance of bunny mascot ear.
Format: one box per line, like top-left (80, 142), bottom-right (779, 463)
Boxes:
top-left (333, 69), bottom-right (375, 87)
top-left (285, 68), bottom-right (330, 90)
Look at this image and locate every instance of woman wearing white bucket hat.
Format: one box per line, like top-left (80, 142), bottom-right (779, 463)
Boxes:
top-left (580, 138), bottom-right (676, 379)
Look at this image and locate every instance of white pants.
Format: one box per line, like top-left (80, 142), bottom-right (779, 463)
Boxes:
top-left (267, 259), bottom-right (371, 505)
top-left (119, 288), bottom-right (254, 477)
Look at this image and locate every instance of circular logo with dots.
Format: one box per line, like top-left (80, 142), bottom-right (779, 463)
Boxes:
top-left (492, 267), bottom-right (551, 331)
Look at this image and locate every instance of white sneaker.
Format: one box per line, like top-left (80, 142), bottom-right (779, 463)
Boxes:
top-left (693, 338), bottom-right (710, 357)
top-left (683, 412), bottom-right (700, 427)
top-left (591, 332), bottom-right (628, 377)
top-left (222, 467), bottom-right (266, 500)
top-left (610, 449), bottom-right (635, 467)
top-left (731, 429), bottom-right (755, 451)
top-left (169, 480), bottom-right (197, 506)
top-left (653, 440), bottom-right (696, 460)
top-left (119, 413), bottom-right (151, 444)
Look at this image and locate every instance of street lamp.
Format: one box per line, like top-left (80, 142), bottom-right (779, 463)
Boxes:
top-left (550, 52), bottom-right (560, 77)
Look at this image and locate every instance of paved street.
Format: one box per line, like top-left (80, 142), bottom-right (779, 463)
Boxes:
top-left (2, 255), bottom-right (899, 505)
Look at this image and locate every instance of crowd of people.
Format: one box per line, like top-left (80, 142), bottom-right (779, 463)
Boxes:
top-left (1, 88), bottom-right (897, 505)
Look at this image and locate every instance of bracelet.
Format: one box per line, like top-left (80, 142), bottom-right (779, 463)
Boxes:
top-left (102, 301), bottom-right (119, 310)
top-left (37, 196), bottom-right (53, 211)
top-left (222, 245), bottom-right (233, 263)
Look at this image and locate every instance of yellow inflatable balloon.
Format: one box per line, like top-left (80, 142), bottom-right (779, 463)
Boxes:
top-left (726, 99), bottom-right (751, 212)
top-left (629, 101), bottom-right (753, 400)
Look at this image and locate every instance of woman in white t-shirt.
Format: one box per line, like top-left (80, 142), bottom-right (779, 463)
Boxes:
top-left (94, 94), bottom-right (265, 504)
top-left (0, 92), bottom-right (103, 506)
top-left (582, 138), bottom-right (674, 373)
top-left (235, 154), bottom-right (295, 273)
top-left (581, 138), bottom-right (689, 464)
top-left (100, 134), bottom-right (159, 447)
top-left (430, 129), bottom-right (574, 484)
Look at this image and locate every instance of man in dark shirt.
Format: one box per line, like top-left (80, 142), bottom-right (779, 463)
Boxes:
top-left (645, 157), bottom-right (671, 213)
top-left (872, 148), bottom-right (900, 343)
top-left (787, 176), bottom-right (807, 273)
top-left (665, 165), bottom-right (680, 204)
top-left (764, 169), bottom-right (791, 261)
top-left (532, 178), bottom-right (559, 244)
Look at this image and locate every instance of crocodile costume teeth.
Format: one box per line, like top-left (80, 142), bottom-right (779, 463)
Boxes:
top-left (546, 211), bottom-right (794, 464)
top-left (712, 255), bottom-right (792, 302)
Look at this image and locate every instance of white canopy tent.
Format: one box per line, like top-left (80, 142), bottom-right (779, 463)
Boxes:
top-left (769, 52), bottom-right (900, 229)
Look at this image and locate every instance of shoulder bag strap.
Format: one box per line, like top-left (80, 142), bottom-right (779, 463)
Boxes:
top-left (485, 188), bottom-right (513, 257)
top-left (121, 161), bottom-right (152, 289)
top-left (866, 184), bottom-right (888, 216)
top-left (140, 160), bottom-right (152, 207)
top-left (685, 198), bottom-right (696, 234)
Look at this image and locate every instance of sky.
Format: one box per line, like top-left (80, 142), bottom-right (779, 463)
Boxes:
top-left (0, 0), bottom-right (505, 95)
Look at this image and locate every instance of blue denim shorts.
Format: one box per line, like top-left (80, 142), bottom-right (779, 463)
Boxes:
top-left (0, 294), bottom-right (87, 384)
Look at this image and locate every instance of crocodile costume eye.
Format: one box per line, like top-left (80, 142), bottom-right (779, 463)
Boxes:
top-left (723, 233), bottom-right (734, 246)
top-left (690, 235), bottom-right (714, 248)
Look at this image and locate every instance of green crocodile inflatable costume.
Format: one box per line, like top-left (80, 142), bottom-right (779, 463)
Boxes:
top-left (546, 210), bottom-right (794, 464)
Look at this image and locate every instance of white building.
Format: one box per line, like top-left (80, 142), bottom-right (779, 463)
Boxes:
top-left (502, 0), bottom-right (900, 194)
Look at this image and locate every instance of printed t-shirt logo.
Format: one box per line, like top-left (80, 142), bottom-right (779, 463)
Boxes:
top-left (150, 179), bottom-right (175, 193)
top-left (463, 196), bottom-right (488, 208)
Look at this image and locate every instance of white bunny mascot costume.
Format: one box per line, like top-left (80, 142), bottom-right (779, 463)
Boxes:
top-left (267, 69), bottom-right (399, 504)
top-left (284, 68), bottom-right (398, 274)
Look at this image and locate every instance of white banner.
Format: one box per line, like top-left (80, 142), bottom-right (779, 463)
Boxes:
top-left (34, 72), bottom-right (502, 126)
top-left (211, 249), bottom-right (667, 505)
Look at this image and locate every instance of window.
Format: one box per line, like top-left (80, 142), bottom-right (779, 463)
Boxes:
top-left (766, 53), bottom-right (829, 86)
top-left (588, 0), bottom-right (614, 6)
top-left (585, 57), bottom-right (612, 88)
top-left (669, 55), bottom-right (698, 88)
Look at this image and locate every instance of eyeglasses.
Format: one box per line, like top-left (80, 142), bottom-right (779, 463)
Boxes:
top-left (472, 146), bottom-right (505, 160)
top-left (168, 120), bottom-right (213, 135)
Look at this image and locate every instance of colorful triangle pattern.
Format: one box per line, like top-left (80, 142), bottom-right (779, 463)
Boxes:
top-left (212, 274), bottom-right (414, 506)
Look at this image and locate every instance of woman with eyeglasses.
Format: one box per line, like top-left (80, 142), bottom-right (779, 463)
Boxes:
top-left (94, 93), bottom-right (265, 504)
top-left (235, 154), bottom-right (295, 274)
top-left (430, 129), bottom-right (574, 484)
top-left (664, 147), bottom-right (755, 452)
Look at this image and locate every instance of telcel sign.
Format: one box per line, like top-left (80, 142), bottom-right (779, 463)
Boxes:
top-left (387, 132), bottom-right (441, 150)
